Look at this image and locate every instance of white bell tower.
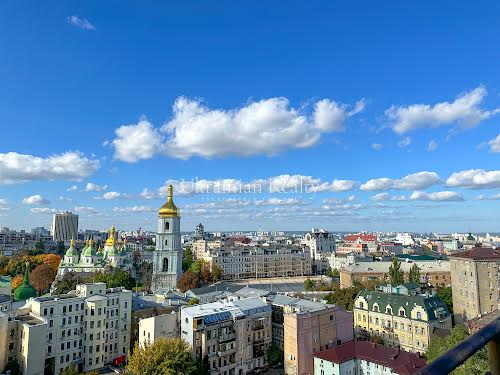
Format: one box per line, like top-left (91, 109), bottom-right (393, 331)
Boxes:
top-left (151, 185), bottom-right (183, 291)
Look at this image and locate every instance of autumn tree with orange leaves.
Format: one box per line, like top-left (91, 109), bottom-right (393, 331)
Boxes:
top-left (30, 264), bottom-right (55, 295)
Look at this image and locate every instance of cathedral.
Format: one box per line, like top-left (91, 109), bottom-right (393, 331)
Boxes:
top-left (57, 226), bottom-right (132, 277)
top-left (151, 184), bottom-right (183, 292)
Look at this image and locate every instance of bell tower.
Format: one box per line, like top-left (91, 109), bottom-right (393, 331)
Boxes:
top-left (151, 184), bottom-right (183, 291)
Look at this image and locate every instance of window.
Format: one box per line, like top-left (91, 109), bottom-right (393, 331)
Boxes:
top-left (162, 258), bottom-right (169, 272)
top-left (416, 312), bottom-right (422, 320)
top-left (165, 222), bottom-right (170, 230)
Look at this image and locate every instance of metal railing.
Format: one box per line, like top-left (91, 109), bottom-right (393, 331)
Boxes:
top-left (418, 318), bottom-right (500, 374)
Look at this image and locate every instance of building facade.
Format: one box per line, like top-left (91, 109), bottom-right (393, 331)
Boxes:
top-left (138, 311), bottom-right (178, 348)
top-left (152, 185), bottom-right (183, 292)
top-left (353, 287), bottom-right (452, 354)
top-left (201, 245), bottom-right (312, 280)
top-left (51, 211), bottom-right (78, 242)
top-left (450, 247), bottom-right (500, 322)
top-left (0, 282), bottom-right (132, 375)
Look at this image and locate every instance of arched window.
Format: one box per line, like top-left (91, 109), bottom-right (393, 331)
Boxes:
top-left (162, 258), bottom-right (168, 272)
top-left (165, 239), bottom-right (168, 246)
top-left (165, 222), bottom-right (170, 231)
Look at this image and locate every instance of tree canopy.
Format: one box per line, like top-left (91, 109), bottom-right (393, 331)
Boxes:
top-left (437, 286), bottom-right (453, 311)
top-left (30, 264), bottom-right (55, 295)
top-left (426, 324), bottom-right (488, 375)
top-left (408, 263), bottom-right (421, 284)
top-left (127, 338), bottom-right (198, 375)
top-left (177, 259), bottom-right (222, 292)
top-left (389, 257), bottom-right (404, 286)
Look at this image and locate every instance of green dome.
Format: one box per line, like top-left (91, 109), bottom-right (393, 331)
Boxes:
top-left (14, 266), bottom-right (37, 301)
top-left (105, 244), bottom-right (117, 256)
top-left (65, 241), bottom-right (78, 257)
top-left (83, 244), bottom-right (96, 257)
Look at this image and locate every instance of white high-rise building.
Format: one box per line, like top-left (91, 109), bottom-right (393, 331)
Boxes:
top-left (151, 185), bottom-right (183, 292)
top-left (51, 211), bottom-right (78, 242)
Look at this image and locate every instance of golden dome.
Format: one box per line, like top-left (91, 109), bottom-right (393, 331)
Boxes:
top-left (105, 225), bottom-right (116, 246)
top-left (159, 184), bottom-right (179, 217)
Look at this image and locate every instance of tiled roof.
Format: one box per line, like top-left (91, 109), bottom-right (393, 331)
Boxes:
top-left (344, 233), bottom-right (377, 242)
top-left (450, 247), bottom-right (500, 260)
top-left (357, 290), bottom-right (450, 321)
top-left (314, 341), bottom-right (427, 375)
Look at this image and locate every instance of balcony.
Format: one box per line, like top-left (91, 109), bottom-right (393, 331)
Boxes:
top-left (418, 317), bottom-right (500, 374)
top-left (217, 333), bottom-right (236, 343)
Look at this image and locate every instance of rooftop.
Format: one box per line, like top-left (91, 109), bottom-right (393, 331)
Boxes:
top-left (450, 247), bottom-right (500, 260)
top-left (314, 340), bottom-right (426, 375)
top-left (343, 259), bottom-right (450, 274)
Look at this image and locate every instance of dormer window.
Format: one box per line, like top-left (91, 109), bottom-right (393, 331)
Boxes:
top-left (386, 306), bottom-right (393, 315)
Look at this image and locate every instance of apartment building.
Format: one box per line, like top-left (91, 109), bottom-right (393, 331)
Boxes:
top-left (192, 239), bottom-right (224, 259)
top-left (0, 283), bottom-right (132, 375)
top-left (339, 260), bottom-right (450, 289)
top-left (180, 297), bottom-right (272, 375)
top-left (313, 340), bottom-right (426, 375)
top-left (201, 245), bottom-right (312, 280)
top-left (51, 211), bottom-right (79, 242)
top-left (353, 285), bottom-right (452, 354)
top-left (138, 311), bottom-right (178, 348)
top-left (450, 247), bottom-right (500, 322)
top-left (283, 303), bottom-right (353, 375)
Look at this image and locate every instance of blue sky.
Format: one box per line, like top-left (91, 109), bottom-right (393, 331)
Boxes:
top-left (0, 1), bottom-right (499, 233)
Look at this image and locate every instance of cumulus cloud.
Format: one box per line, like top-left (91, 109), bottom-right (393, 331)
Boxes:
top-left (386, 86), bottom-right (499, 134)
top-left (371, 193), bottom-right (407, 201)
top-left (96, 192), bottom-right (131, 200)
top-left (22, 195), bottom-right (50, 205)
top-left (84, 182), bottom-right (108, 192)
top-left (254, 198), bottom-right (308, 206)
top-left (30, 208), bottom-right (58, 214)
top-left (330, 180), bottom-right (358, 192)
top-left (371, 143), bottom-right (383, 151)
top-left (0, 152), bottom-right (100, 185)
top-left (397, 137), bottom-right (412, 148)
top-left (488, 134), bottom-right (500, 153)
top-left (0, 199), bottom-right (10, 211)
top-left (427, 140), bottom-right (438, 151)
top-left (409, 191), bottom-right (464, 202)
top-left (360, 172), bottom-right (441, 191)
top-left (74, 206), bottom-right (99, 214)
top-left (112, 205), bottom-right (154, 213)
top-left (67, 15), bottom-right (95, 30)
top-left (476, 193), bottom-right (500, 200)
top-left (111, 96), bottom-right (364, 161)
top-left (446, 169), bottom-right (500, 189)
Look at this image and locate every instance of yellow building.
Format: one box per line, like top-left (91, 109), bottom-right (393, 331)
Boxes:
top-left (353, 285), bottom-right (452, 354)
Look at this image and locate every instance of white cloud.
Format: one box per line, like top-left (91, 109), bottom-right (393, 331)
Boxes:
top-left (0, 152), bottom-right (100, 185)
top-left (112, 205), bottom-right (154, 213)
top-left (446, 169), bottom-right (500, 189)
top-left (96, 191), bottom-right (131, 200)
top-left (360, 172), bottom-right (441, 191)
top-left (397, 137), bottom-right (412, 148)
top-left (386, 86), bottom-right (499, 134)
top-left (74, 206), bottom-right (99, 214)
top-left (477, 193), bottom-right (500, 200)
top-left (488, 134), bottom-right (500, 153)
top-left (254, 198), bottom-right (307, 206)
top-left (371, 143), bottom-right (382, 151)
top-left (84, 182), bottom-right (108, 192)
top-left (0, 199), bottom-right (10, 211)
top-left (322, 195), bottom-right (356, 204)
top-left (410, 191), bottom-right (464, 202)
top-left (330, 180), bottom-right (358, 192)
top-left (59, 196), bottom-right (73, 202)
top-left (371, 193), bottom-right (407, 201)
top-left (112, 120), bottom-right (164, 163)
top-left (67, 15), bottom-right (95, 30)
top-left (427, 140), bottom-right (438, 151)
top-left (111, 96), bottom-right (364, 161)
top-left (67, 185), bottom-right (78, 192)
top-left (22, 195), bottom-right (50, 205)
top-left (30, 208), bottom-right (58, 214)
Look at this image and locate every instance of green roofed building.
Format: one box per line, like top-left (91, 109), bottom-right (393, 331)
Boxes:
top-left (353, 285), bottom-right (452, 354)
top-left (14, 264), bottom-right (37, 302)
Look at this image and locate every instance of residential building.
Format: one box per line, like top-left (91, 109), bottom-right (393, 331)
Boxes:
top-left (138, 311), bottom-right (178, 348)
top-left (340, 260), bottom-right (450, 289)
top-left (180, 297), bottom-right (272, 374)
top-left (201, 245), bottom-right (312, 280)
top-left (353, 285), bottom-right (452, 354)
top-left (0, 282), bottom-right (132, 375)
top-left (313, 340), bottom-right (427, 375)
top-left (283, 303), bottom-right (353, 375)
top-left (51, 211), bottom-right (79, 242)
top-left (450, 247), bottom-right (500, 322)
top-left (302, 229), bottom-right (336, 273)
top-left (152, 185), bottom-right (184, 291)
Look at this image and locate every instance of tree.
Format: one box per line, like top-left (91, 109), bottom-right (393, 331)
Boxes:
top-left (426, 325), bottom-right (488, 375)
top-left (409, 263), bottom-right (421, 284)
top-left (11, 274), bottom-right (23, 290)
top-left (266, 342), bottom-right (283, 366)
top-left (178, 271), bottom-right (200, 293)
top-left (211, 263), bottom-right (222, 282)
top-left (437, 286), bottom-right (453, 311)
top-left (304, 278), bottom-right (316, 291)
top-left (388, 257), bottom-right (404, 286)
top-left (94, 269), bottom-right (135, 289)
top-left (57, 241), bottom-right (66, 256)
top-left (53, 272), bottom-right (80, 295)
top-left (60, 365), bottom-right (98, 375)
top-left (139, 262), bottom-right (153, 292)
top-left (325, 283), bottom-right (363, 310)
top-left (34, 239), bottom-right (45, 252)
top-left (127, 338), bottom-right (198, 375)
top-left (35, 253), bottom-right (61, 274)
top-left (4, 357), bottom-right (21, 375)
top-left (30, 264), bottom-right (55, 295)
top-left (182, 247), bottom-right (194, 272)
top-left (326, 267), bottom-right (340, 278)
top-left (132, 250), bottom-right (141, 271)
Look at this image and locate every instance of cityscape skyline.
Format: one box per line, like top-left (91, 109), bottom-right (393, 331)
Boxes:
top-left (1, 2), bottom-right (499, 232)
